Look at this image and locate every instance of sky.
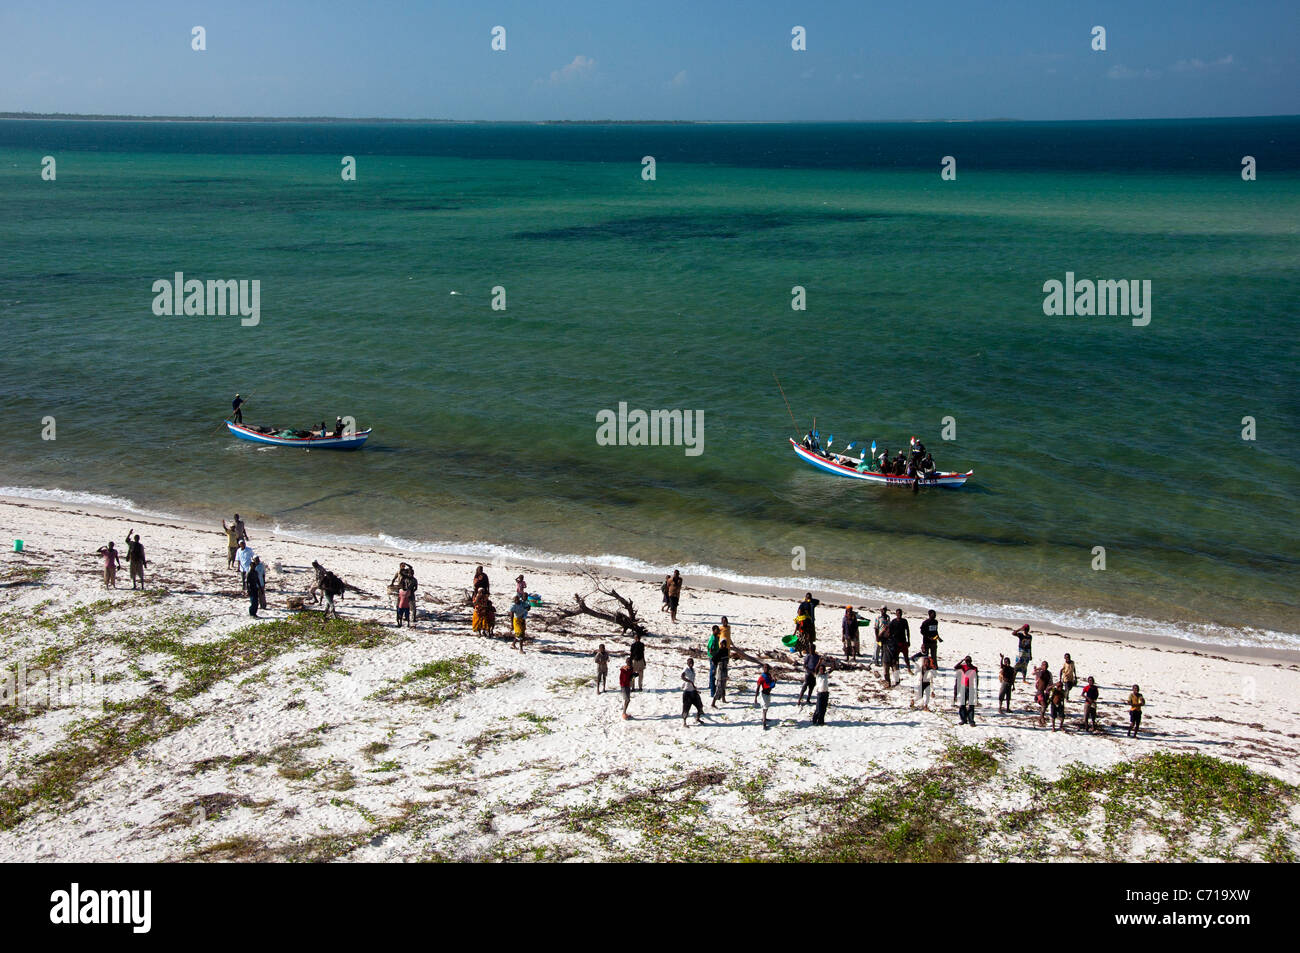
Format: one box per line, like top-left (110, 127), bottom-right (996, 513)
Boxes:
top-left (1, 0), bottom-right (1296, 121)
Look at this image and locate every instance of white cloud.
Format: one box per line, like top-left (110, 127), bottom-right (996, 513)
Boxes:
top-left (1171, 54), bottom-right (1234, 73)
top-left (1107, 64), bottom-right (1160, 80)
top-left (539, 55), bottom-right (596, 87)
top-left (668, 69), bottom-right (688, 90)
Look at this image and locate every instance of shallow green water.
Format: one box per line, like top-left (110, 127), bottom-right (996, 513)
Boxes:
top-left (1, 120), bottom-right (1297, 646)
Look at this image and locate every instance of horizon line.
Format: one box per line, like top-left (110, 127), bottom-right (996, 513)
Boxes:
top-left (3, 111), bottom-right (1298, 125)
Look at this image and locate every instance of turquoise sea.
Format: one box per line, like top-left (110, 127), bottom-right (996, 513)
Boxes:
top-left (1, 118), bottom-right (1297, 647)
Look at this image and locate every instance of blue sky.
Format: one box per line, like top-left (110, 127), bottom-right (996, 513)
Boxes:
top-left (1, 0), bottom-right (1295, 120)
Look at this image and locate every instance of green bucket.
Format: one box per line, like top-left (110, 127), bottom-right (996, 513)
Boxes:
top-left (12, 540), bottom-right (22, 553)
top-left (781, 633), bottom-right (799, 649)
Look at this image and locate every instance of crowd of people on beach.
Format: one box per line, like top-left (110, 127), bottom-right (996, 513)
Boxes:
top-left (89, 520), bottom-right (1148, 739)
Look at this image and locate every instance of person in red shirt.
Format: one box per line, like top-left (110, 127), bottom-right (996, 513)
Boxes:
top-left (753, 665), bottom-right (777, 730)
top-left (619, 660), bottom-right (634, 720)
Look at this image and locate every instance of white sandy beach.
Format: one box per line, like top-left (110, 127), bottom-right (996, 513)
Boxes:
top-left (1, 494), bottom-right (1297, 862)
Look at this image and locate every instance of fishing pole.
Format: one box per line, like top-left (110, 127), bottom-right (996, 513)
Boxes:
top-left (772, 372), bottom-right (800, 436)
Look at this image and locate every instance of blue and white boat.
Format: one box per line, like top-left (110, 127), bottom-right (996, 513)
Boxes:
top-left (226, 421), bottom-right (371, 450)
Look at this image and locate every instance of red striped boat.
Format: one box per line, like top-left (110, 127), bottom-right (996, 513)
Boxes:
top-left (789, 438), bottom-right (971, 486)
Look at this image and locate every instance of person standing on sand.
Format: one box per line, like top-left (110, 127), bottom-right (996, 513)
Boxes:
top-left (1048, 679), bottom-right (1067, 732)
top-left (681, 658), bottom-right (704, 726)
top-left (221, 520), bottom-right (241, 569)
top-left (841, 606), bottom-right (860, 661)
top-left (1127, 685), bottom-right (1145, 737)
top-left (1081, 677), bottom-right (1100, 732)
top-left (882, 626), bottom-right (899, 687)
top-left (719, 616), bottom-right (732, 652)
top-left (396, 581), bottom-right (412, 627)
top-left (887, 609), bottom-right (911, 681)
top-left (629, 633), bottom-right (647, 690)
top-left (710, 636), bottom-right (729, 707)
top-left (1034, 661), bottom-right (1053, 725)
top-left (919, 609), bottom-right (942, 664)
top-left (912, 654), bottom-right (936, 711)
top-left (471, 587), bottom-right (492, 636)
top-left (255, 554), bottom-right (268, 609)
top-left (123, 530), bottom-right (147, 590)
top-left (811, 662), bottom-right (831, 725)
top-left (706, 625), bottom-right (721, 694)
top-left (797, 592), bottom-right (820, 648)
top-left (798, 647), bottom-right (821, 707)
top-left (320, 567), bottom-right (344, 619)
top-left (509, 595), bottom-right (530, 652)
top-left (1061, 653), bottom-right (1078, 699)
top-left (594, 644), bottom-right (610, 694)
top-left (754, 664), bottom-right (776, 730)
top-left (873, 606), bottom-right (889, 665)
top-left (997, 655), bottom-right (1015, 713)
top-left (96, 541), bottom-right (121, 589)
top-left (472, 565), bottom-right (489, 596)
top-left (1013, 624), bottom-right (1033, 685)
top-left (956, 656), bottom-right (979, 726)
top-left (619, 659), bottom-right (634, 719)
top-left (235, 540), bottom-right (255, 594)
top-left (401, 565), bottom-right (418, 623)
top-left (515, 574), bottom-right (527, 601)
top-left (660, 574), bottom-right (672, 613)
top-left (247, 556), bottom-right (263, 617)
top-left (666, 570), bottom-right (683, 624)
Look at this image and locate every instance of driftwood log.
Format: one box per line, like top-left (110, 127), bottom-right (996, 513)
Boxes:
top-left (555, 571), bottom-right (648, 636)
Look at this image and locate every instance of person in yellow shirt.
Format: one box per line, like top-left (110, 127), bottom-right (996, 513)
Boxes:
top-left (1127, 685), bottom-right (1145, 738)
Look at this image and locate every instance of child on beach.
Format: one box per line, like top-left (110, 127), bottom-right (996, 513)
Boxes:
top-left (681, 658), bottom-right (704, 726)
top-left (753, 664), bottom-right (776, 729)
top-left (719, 616), bottom-right (732, 651)
top-left (798, 648), bottom-right (821, 706)
top-left (1035, 662), bottom-right (1053, 725)
top-left (710, 637), bottom-right (729, 707)
top-left (619, 659), bottom-right (634, 719)
top-left (509, 595), bottom-right (530, 652)
top-left (706, 625), bottom-right (721, 694)
top-left (396, 584), bottom-right (412, 627)
top-left (811, 662), bottom-right (831, 725)
top-left (1127, 685), bottom-right (1145, 737)
top-left (594, 644), bottom-right (609, 694)
top-left (956, 656), bottom-right (979, 726)
top-left (1081, 677), bottom-right (1100, 732)
top-left (911, 654), bottom-right (936, 711)
top-left (1049, 679), bottom-right (1067, 731)
top-left (96, 541), bottom-right (121, 589)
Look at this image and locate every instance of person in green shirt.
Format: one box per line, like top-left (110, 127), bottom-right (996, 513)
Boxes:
top-left (706, 625), bottom-right (721, 694)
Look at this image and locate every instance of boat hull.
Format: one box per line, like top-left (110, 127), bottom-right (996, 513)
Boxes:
top-left (789, 439), bottom-right (970, 486)
top-left (226, 421), bottom-right (371, 450)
